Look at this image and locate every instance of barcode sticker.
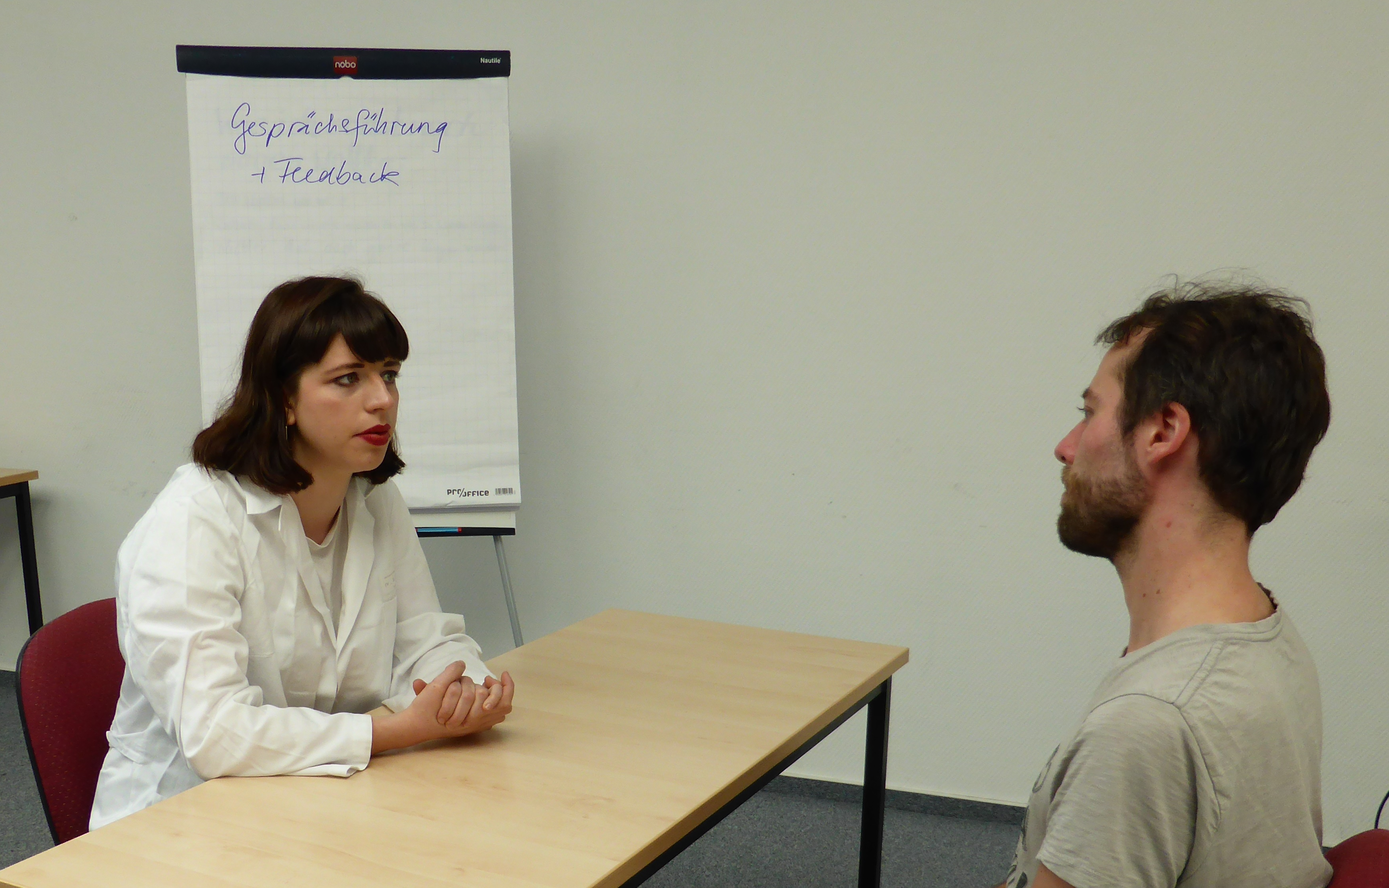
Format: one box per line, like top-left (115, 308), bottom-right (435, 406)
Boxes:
top-left (494, 487), bottom-right (515, 495)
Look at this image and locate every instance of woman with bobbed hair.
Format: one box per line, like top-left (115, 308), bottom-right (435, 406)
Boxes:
top-left (91, 276), bottom-right (514, 829)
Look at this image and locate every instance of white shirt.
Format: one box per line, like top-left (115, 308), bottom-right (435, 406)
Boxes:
top-left (90, 464), bottom-right (493, 830)
top-left (306, 507), bottom-right (348, 630)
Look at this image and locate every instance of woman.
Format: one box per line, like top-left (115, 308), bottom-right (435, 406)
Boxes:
top-left (91, 276), bottom-right (514, 829)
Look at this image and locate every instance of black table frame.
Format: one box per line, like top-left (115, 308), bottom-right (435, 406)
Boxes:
top-left (623, 676), bottom-right (893, 887)
top-left (0, 479), bottom-right (42, 634)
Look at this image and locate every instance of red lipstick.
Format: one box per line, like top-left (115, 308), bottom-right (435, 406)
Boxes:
top-left (357, 425), bottom-right (391, 447)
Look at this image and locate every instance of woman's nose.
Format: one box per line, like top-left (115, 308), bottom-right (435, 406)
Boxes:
top-left (364, 375), bottom-right (394, 410)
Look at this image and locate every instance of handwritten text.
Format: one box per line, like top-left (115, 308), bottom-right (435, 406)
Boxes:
top-left (230, 103), bottom-right (449, 155)
top-left (250, 157), bottom-right (401, 186)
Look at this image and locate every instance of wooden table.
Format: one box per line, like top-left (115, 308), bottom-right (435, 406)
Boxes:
top-left (0, 470), bottom-right (41, 634)
top-left (0, 609), bottom-right (908, 888)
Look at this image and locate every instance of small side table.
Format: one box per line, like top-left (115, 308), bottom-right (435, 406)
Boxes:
top-left (0, 469), bottom-right (42, 634)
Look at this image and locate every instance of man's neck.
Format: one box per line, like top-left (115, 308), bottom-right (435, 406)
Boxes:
top-left (1112, 504), bottom-right (1273, 654)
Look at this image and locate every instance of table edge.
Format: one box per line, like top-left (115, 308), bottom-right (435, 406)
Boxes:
top-left (598, 645), bottom-right (909, 886)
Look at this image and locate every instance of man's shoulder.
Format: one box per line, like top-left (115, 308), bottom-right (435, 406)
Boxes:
top-left (1073, 692), bottom-right (1193, 760)
top-left (1092, 632), bottom-right (1227, 711)
top-left (1096, 613), bottom-right (1307, 710)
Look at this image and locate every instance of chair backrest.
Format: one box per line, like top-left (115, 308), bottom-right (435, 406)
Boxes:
top-left (1327, 829), bottom-right (1389, 888)
top-left (15, 598), bottom-right (124, 844)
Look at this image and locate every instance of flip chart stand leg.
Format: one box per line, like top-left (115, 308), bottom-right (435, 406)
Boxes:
top-left (494, 535), bottom-right (523, 647)
top-left (415, 526), bottom-right (523, 649)
top-left (859, 676), bottom-right (891, 888)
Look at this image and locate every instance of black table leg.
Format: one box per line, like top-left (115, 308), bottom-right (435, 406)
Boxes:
top-left (859, 677), bottom-right (891, 887)
top-left (619, 674), bottom-right (896, 887)
top-left (4, 482), bottom-right (43, 634)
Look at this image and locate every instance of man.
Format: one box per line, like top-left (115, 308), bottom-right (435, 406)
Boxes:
top-left (1003, 282), bottom-right (1333, 888)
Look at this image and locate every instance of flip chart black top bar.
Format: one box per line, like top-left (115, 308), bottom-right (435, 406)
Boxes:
top-left (176, 45), bottom-right (509, 79)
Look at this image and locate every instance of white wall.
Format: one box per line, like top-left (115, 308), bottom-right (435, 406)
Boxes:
top-left (3, 1), bottom-right (1386, 845)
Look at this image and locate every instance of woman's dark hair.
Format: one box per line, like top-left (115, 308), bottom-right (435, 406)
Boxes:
top-left (1099, 279), bottom-right (1330, 534)
top-left (193, 276), bottom-right (409, 494)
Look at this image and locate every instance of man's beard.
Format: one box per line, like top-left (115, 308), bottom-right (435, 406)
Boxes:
top-left (1056, 456), bottom-right (1149, 560)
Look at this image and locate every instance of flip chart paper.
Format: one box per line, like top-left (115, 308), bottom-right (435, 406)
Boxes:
top-left (185, 74), bottom-right (519, 511)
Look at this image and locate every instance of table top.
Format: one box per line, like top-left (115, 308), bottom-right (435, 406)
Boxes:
top-left (0, 470), bottom-right (37, 487)
top-left (0, 609), bottom-right (908, 888)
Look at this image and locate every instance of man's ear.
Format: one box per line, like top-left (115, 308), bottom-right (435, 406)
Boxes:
top-left (1135, 402), bottom-right (1192, 468)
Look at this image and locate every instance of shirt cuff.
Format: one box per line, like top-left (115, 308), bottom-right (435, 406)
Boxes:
top-left (284, 712), bottom-right (373, 776)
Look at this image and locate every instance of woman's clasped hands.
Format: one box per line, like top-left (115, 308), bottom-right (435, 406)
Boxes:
top-left (371, 661), bottom-right (515, 753)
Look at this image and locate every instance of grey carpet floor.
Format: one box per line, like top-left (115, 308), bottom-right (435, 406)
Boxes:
top-left (643, 788), bottom-right (1019, 887)
top-left (1, 671), bottom-right (52, 870)
top-left (0, 670), bottom-right (1018, 885)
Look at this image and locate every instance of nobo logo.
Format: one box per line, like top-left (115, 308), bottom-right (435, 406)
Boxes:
top-left (333, 56), bottom-right (358, 73)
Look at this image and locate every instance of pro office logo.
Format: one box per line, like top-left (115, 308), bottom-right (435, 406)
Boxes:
top-left (333, 56), bottom-right (358, 74)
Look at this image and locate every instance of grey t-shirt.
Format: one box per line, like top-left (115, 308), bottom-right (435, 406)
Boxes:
top-left (1006, 608), bottom-right (1331, 888)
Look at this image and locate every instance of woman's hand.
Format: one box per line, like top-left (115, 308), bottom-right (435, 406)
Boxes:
top-left (421, 670), bottom-right (515, 730)
top-left (370, 662), bottom-right (516, 754)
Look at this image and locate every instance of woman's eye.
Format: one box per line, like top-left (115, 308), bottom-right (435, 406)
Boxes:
top-left (382, 370), bottom-right (399, 384)
top-left (334, 373), bottom-right (358, 387)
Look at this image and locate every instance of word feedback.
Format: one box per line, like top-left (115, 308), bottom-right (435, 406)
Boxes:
top-left (229, 103), bottom-right (449, 155)
top-left (251, 157), bottom-right (400, 186)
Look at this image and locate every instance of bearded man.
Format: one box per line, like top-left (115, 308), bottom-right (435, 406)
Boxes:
top-left (1002, 282), bottom-right (1333, 888)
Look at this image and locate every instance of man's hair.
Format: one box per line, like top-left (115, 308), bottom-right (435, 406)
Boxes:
top-left (193, 276), bottom-right (409, 494)
top-left (1099, 279), bottom-right (1330, 534)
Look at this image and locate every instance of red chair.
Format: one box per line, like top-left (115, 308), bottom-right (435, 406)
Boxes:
top-left (14, 598), bottom-right (124, 844)
top-left (1327, 829), bottom-right (1389, 888)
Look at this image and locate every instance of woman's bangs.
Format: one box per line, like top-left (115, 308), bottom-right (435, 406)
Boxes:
top-left (303, 289), bottom-right (410, 365)
top-left (340, 297), bottom-right (409, 364)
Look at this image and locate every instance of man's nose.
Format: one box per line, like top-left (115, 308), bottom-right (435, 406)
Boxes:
top-left (1055, 424), bottom-right (1079, 465)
